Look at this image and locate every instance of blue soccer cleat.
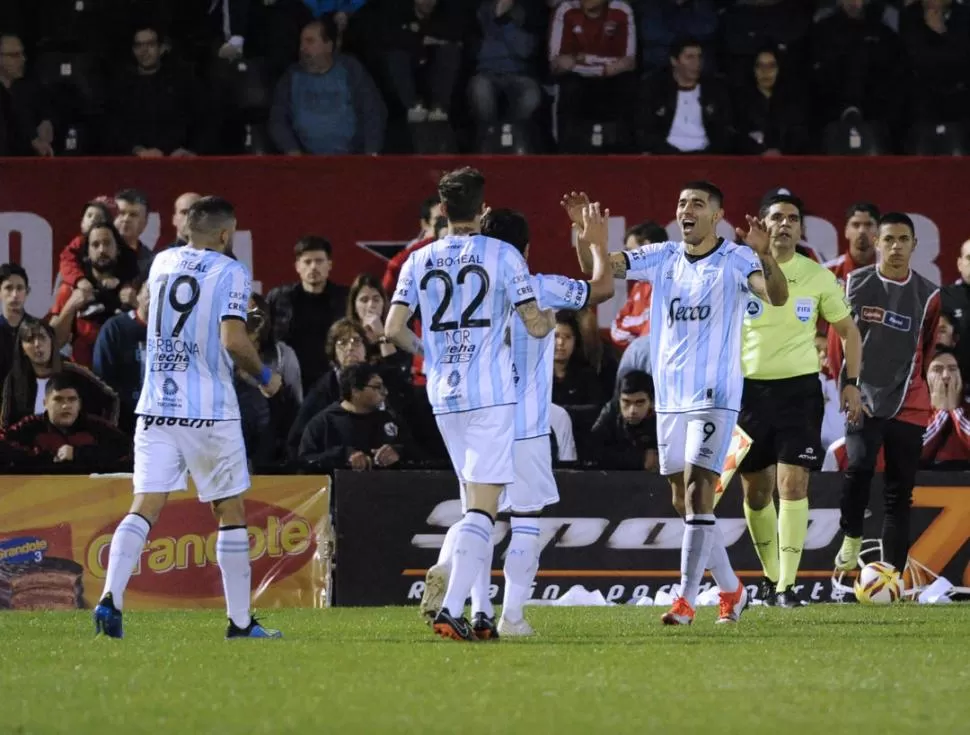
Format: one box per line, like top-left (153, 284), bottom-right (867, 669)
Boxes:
top-left (93, 594), bottom-right (124, 639)
top-left (226, 617), bottom-right (283, 639)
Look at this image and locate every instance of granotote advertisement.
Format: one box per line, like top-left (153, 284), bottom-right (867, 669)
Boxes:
top-left (0, 476), bottom-right (331, 611)
top-left (332, 470), bottom-right (970, 606)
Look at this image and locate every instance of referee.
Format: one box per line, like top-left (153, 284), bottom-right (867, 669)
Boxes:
top-left (737, 193), bottom-right (864, 607)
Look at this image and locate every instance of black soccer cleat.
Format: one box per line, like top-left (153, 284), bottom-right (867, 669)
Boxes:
top-left (226, 617), bottom-right (283, 639)
top-left (757, 576), bottom-right (778, 606)
top-left (472, 612), bottom-right (500, 641)
top-left (432, 609), bottom-right (476, 641)
top-left (775, 585), bottom-right (809, 608)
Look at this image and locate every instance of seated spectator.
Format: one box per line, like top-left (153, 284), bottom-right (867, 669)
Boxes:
top-left (587, 369), bottom-right (658, 469)
top-left (50, 223), bottom-right (128, 367)
top-left (467, 0), bottom-right (542, 129)
top-left (735, 45), bottom-right (809, 155)
top-left (270, 17), bottom-right (386, 155)
top-left (164, 192), bottom-right (202, 249)
top-left (267, 236), bottom-right (350, 392)
top-left (550, 0), bottom-right (636, 149)
top-left (2, 320), bottom-right (118, 428)
top-left (0, 263), bottom-right (68, 386)
top-left (378, 0), bottom-right (464, 122)
top-left (922, 345), bottom-right (970, 470)
top-left (638, 0), bottom-right (718, 73)
top-left (610, 221), bottom-right (667, 348)
top-left (235, 294), bottom-right (303, 466)
top-left (937, 313), bottom-right (957, 348)
top-left (552, 310), bottom-right (603, 407)
top-left (346, 273), bottom-right (411, 381)
top-left (298, 363), bottom-right (415, 471)
top-left (720, 0), bottom-right (813, 84)
top-left (0, 373), bottom-right (131, 470)
top-left (286, 318), bottom-right (368, 459)
top-left (106, 25), bottom-right (209, 157)
top-left (92, 276), bottom-right (150, 434)
top-left (636, 36), bottom-right (734, 153)
top-left (0, 33), bottom-right (55, 157)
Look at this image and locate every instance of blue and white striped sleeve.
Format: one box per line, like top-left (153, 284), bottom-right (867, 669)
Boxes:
top-left (503, 246), bottom-right (536, 307)
top-left (391, 253), bottom-right (419, 312)
top-left (534, 274), bottom-right (589, 311)
top-left (219, 262), bottom-right (251, 322)
top-left (732, 243), bottom-right (763, 282)
top-left (624, 242), bottom-right (670, 282)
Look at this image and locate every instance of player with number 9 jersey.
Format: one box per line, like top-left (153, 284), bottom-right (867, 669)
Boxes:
top-left (137, 247), bottom-right (251, 420)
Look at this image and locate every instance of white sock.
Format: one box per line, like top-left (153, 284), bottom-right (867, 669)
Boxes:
top-left (679, 514), bottom-right (715, 607)
top-left (470, 541), bottom-right (494, 618)
top-left (216, 526), bottom-right (252, 629)
top-left (100, 513), bottom-right (150, 609)
top-left (502, 517), bottom-right (540, 622)
top-left (707, 521), bottom-right (739, 594)
top-left (437, 521), bottom-right (461, 570)
top-left (442, 511), bottom-right (493, 618)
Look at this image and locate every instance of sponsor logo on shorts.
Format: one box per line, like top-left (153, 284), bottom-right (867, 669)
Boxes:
top-left (698, 447), bottom-right (713, 458)
top-left (142, 416), bottom-right (217, 429)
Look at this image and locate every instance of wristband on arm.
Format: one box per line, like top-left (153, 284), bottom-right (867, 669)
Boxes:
top-left (259, 365), bottom-right (273, 386)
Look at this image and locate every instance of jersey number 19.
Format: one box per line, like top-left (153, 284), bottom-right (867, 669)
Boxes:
top-left (155, 274), bottom-right (201, 338)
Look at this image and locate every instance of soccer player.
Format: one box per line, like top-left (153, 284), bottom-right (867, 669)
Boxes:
top-left (737, 193), bottom-right (864, 607)
top-left (568, 182), bottom-right (789, 625)
top-left (384, 167), bottom-right (555, 641)
top-left (419, 203), bottom-right (614, 639)
top-left (92, 197), bottom-right (285, 640)
top-left (831, 213), bottom-right (940, 574)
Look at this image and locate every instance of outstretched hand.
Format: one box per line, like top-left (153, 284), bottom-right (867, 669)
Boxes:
top-left (736, 215), bottom-right (770, 256)
top-left (560, 191), bottom-right (591, 230)
top-left (579, 201), bottom-right (610, 248)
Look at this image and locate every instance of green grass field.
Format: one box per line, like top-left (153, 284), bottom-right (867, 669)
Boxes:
top-left (2, 605), bottom-right (969, 734)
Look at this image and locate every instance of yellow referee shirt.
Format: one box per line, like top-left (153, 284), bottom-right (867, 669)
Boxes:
top-left (741, 253), bottom-right (850, 380)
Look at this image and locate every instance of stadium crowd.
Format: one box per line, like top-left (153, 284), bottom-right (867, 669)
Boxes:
top-left (3, 0), bottom-right (970, 156)
top-left (1, 184), bottom-right (969, 476)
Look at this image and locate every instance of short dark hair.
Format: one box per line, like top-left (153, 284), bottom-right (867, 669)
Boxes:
top-left (45, 372), bottom-right (79, 395)
top-left (624, 221), bottom-right (668, 245)
top-left (481, 208), bottom-right (529, 254)
top-left (759, 193), bottom-right (805, 220)
top-left (0, 263), bottom-right (29, 290)
top-left (878, 212), bottom-right (915, 236)
top-left (680, 180), bottom-right (723, 209)
top-left (619, 370), bottom-right (654, 399)
top-left (670, 36), bottom-right (703, 60)
top-left (325, 318), bottom-right (368, 363)
top-left (115, 188), bottom-right (149, 209)
top-left (845, 202), bottom-right (880, 222)
top-left (339, 362), bottom-right (379, 401)
top-left (420, 194), bottom-right (441, 224)
top-left (304, 15), bottom-right (339, 45)
top-left (438, 167), bottom-right (486, 223)
top-left (294, 235), bottom-right (332, 259)
top-left (84, 221), bottom-right (125, 255)
top-left (81, 200), bottom-right (113, 222)
top-left (931, 344), bottom-right (959, 363)
top-left (187, 196), bottom-right (235, 235)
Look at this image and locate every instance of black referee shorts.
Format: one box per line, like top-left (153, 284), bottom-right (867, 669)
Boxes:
top-left (737, 373), bottom-right (824, 473)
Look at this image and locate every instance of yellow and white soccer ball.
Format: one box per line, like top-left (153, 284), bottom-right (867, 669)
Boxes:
top-left (854, 561), bottom-right (904, 604)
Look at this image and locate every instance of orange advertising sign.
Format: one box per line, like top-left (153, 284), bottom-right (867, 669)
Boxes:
top-left (0, 476), bottom-right (330, 611)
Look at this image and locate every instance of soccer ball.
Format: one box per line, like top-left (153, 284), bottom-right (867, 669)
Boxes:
top-left (853, 561), bottom-right (903, 604)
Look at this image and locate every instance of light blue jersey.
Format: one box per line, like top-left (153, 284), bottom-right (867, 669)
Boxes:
top-left (625, 239), bottom-right (762, 413)
top-left (392, 234), bottom-right (535, 415)
top-left (136, 246), bottom-right (251, 420)
top-left (512, 274), bottom-right (589, 439)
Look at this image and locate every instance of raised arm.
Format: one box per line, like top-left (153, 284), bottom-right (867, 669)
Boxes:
top-left (737, 215), bottom-right (788, 306)
top-left (561, 191), bottom-right (629, 279)
top-left (579, 202), bottom-right (616, 305)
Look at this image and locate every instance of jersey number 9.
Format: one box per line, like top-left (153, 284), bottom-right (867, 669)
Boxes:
top-left (419, 264), bottom-right (492, 332)
top-left (154, 274), bottom-right (201, 339)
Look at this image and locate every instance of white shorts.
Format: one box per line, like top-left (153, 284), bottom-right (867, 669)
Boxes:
top-left (459, 435), bottom-right (558, 514)
top-left (133, 416), bottom-right (250, 503)
top-left (656, 408), bottom-right (737, 477)
top-left (435, 405), bottom-right (515, 485)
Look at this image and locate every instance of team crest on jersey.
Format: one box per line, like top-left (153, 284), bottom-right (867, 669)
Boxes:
top-left (447, 370), bottom-right (461, 388)
top-left (162, 378), bottom-right (179, 396)
top-left (794, 298), bottom-right (814, 323)
top-left (745, 299), bottom-right (763, 319)
top-left (384, 422), bottom-right (398, 438)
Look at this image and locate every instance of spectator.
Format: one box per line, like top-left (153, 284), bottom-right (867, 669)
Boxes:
top-left (301, 1), bottom-right (368, 35)
top-left (955, 238), bottom-right (970, 285)
top-left (0, 263), bottom-right (57, 386)
top-left (1, 320), bottom-right (118, 428)
top-left (921, 345), bottom-right (970, 469)
top-left (269, 17), bottom-right (386, 155)
top-left (636, 36), bottom-right (734, 154)
top-left (298, 362), bottom-right (414, 471)
top-left (286, 318), bottom-right (368, 459)
top-left (467, 0), bottom-right (542, 128)
top-left (941, 239), bottom-right (970, 382)
top-left (50, 223), bottom-right (127, 367)
top-left (92, 275), bottom-right (149, 434)
top-left (900, 0), bottom-right (970, 126)
top-left (0, 33), bottom-right (54, 157)
top-left (114, 189), bottom-right (155, 279)
top-left (382, 194), bottom-right (443, 294)
top-left (164, 192), bottom-right (202, 249)
top-left (720, 0), bottom-right (813, 83)
top-left (610, 221), bottom-right (667, 348)
top-left (57, 199), bottom-right (124, 292)
top-left (235, 294), bottom-right (303, 466)
top-left (379, 0), bottom-right (465, 122)
top-left (638, 0), bottom-right (718, 73)
top-left (107, 25), bottom-right (209, 157)
top-left (550, 0), bottom-right (636, 147)
top-left (552, 310), bottom-right (603, 407)
top-left (587, 369), bottom-right (658, 469)
top-left (346, 274), bottom-right (412, 385)
top-left (0, 373), bottom-right (131, 470)
top-left (825, 202), bottom-right (880, 288)
top-left (936, 313), bottom-right (957, 348)
top-left (735, 45), bottom-right (810, 155)
top-left (267, 236), bottom-right (350, 392)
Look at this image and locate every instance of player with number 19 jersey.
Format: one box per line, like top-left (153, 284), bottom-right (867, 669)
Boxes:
top-left (391, 234), bottom-right (536, 415)
top-left (136, 246), bottom-right (251, 420)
